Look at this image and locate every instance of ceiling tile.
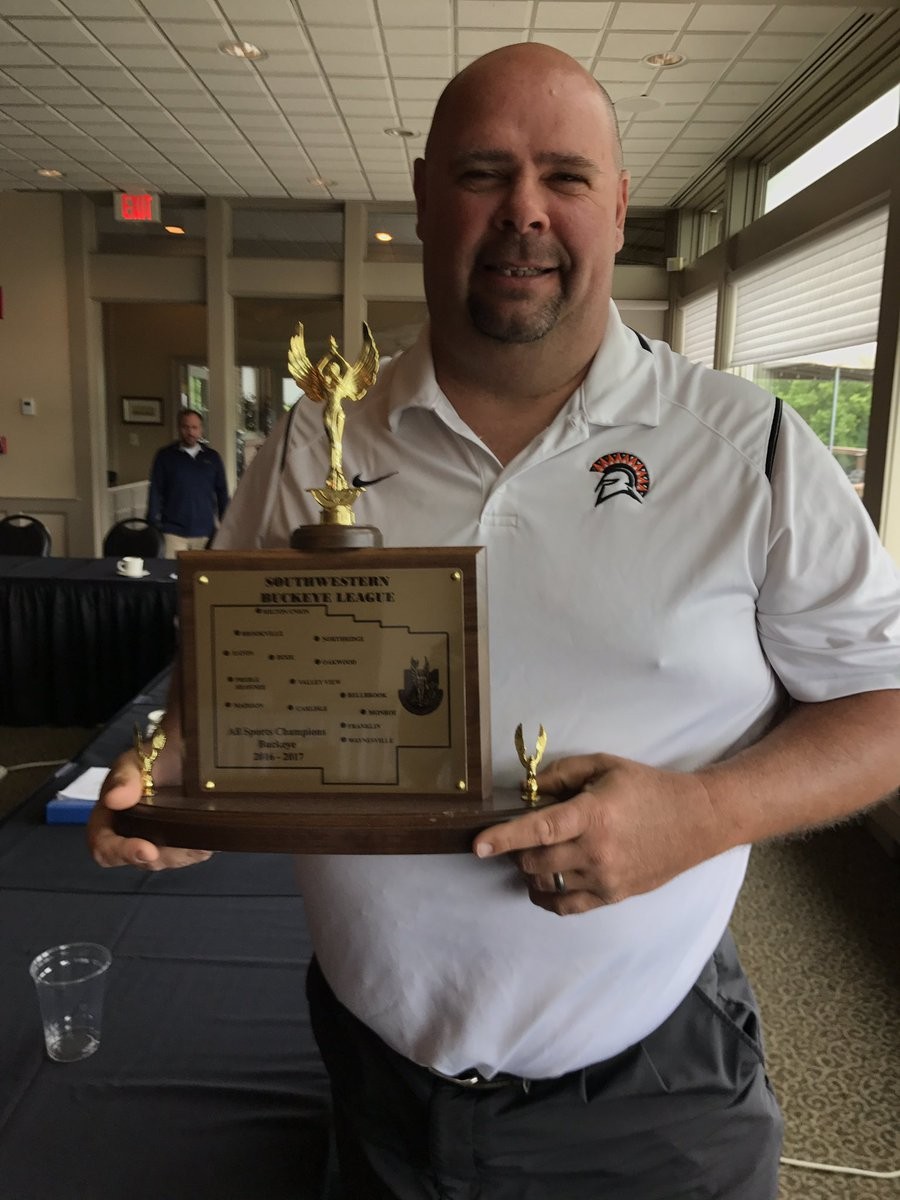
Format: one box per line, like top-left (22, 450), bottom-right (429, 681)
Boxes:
top-left (611, 4), bottom-right (692, 31)
top-left (330, 75), bottom-right (393, 100)
top-left (156, 20), bottom-right (234, 49)
top-left (299, 0), bottom-right (376, 24)
top-left (83, 21), bottom-right (169, 47)
top-left (141, 0), bottom-right (221, 17)
top-left (384, 27), bottom-right (450, 54)
top-left (108, 46), bottom-right (183, 68)
top-left (311, 26), bottom-right (381, 54)
top-left (647, 81), bottom-right (713, 103)
top-left (534, 3), bottom-right (611, 30)
top-left (595, 61), bottom-right (656, 84)
top-left (218, 0), bottom-right (299, 19)
top-left (709, 82), bottom-right (774, 105)
top-left (765, 6), bottom-right (852, 35)
top-left (8, 18), bottom-right (96, 45)
top-left (746, 33), bottom-right (828, 61)
top-left (457, 0), bottom-right (531, 27)
top-left (389, 55), bottom-right (452, 80)
top-left (532, 31), bottom-right (602, 57)
top-left (0, 42), bottom-right (50, 65)
top-left (675, 32), bottom-right (753, 58)
top-left (724, 59), bottom-right (793, 85)
top-left (689, 5), bottom-right (772, 34)
top-left (693, 102), bottom-right (757, 122)
top-left (458, 29), bottom-right (527, 55)
top-left (378, 0), bottom-right (450, 26)
top-left (318, 53), bottom-right (386, 77)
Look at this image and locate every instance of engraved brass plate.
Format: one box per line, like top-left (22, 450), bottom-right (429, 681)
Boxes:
top-left (177, 548), bottom-right (491, 805)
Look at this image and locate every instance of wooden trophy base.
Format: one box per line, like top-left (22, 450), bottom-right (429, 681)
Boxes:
top-left (113, 788), bottom-right (553, 855)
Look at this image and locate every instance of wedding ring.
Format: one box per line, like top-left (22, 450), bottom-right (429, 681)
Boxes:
top-left (552, 871), bottom-right (567, 895)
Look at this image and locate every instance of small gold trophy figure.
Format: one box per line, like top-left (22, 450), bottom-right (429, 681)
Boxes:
top-left (134, 725), bottom-right (167, 799)
top-left (288, 323), bottom-right (380, 527)
top-left (515, 724), bottom-right (547, 807)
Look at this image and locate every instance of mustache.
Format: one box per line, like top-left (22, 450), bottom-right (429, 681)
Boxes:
top-left (476, 235), bottom-right (568, 270)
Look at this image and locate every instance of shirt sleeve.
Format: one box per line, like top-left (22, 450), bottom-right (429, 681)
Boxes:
top-left (756, 404), bottom-right (900, 701)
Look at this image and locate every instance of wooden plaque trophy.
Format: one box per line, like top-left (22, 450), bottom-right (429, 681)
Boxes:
top-left (115, 325), bottom-right (550, 854)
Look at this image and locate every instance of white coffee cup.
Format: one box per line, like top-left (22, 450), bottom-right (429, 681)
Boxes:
top-left (117, 556), bottom-right (144, 577)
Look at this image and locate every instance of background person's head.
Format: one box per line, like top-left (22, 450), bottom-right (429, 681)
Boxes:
top-left (177, 410), bottom-right (204, 448)
top-left (414, 43), bottom-right (629, 376)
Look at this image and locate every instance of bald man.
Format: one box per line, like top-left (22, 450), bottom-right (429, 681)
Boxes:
top-left (90, 44), bottom-right (900, 1200)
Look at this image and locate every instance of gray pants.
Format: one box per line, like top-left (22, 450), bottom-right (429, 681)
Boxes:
top-left (307, 932), bottom-right (783, 1200)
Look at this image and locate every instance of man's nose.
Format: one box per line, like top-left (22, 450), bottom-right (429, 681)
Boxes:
top-left (492, 177), bottom-right (550, 235)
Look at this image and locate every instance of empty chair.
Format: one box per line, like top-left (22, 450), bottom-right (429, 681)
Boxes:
top-left (103, 517), bottom-right (165, 559)
top-left (0, 513), bottom-right (51, 556)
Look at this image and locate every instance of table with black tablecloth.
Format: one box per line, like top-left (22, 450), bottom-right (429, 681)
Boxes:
top-left (0, 671), bottom-right (334, 1200)
top-left (0, 556), bottom-right (178, 726)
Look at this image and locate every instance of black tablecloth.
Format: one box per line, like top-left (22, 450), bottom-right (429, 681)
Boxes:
top-left (0, 556), bottom-right (178, 726)
top-left (0, 672), bottom-right (333, 1199)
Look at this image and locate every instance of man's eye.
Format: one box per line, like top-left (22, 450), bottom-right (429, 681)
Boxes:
top-left (460, 169), bottom-right (502, 187)
top-left (552, 174), bottom-right (588, 188)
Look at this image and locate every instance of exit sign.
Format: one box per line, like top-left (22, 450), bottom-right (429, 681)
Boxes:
top-left (114, 192), bottom-right (160, 222)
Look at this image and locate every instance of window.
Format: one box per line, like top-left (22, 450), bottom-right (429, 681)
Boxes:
top-left (764, 85), bottom-right (899, 214)
top-left (729, 207), bottom-right (888, 497)
top-left (679, 289), bottom-right (717, 368)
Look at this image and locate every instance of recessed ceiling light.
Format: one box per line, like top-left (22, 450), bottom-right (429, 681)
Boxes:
top-left (36, 168), bottom-right (64, 178)
top-left (219, 40), bottom-right (267, 61)
top-left (373, 231), bottom-right (393, 243)
top-left (384, 127), bottom-right (418, 138)
top-left (165, 225), bottom-right (185, 235)
top-left (307, 176), bottom-right (336, 188)
top-left (643, 51), bottom-right (685, 68)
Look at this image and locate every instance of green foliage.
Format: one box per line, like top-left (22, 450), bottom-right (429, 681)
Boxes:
top-left (756, 372), bottom-right (871, 451)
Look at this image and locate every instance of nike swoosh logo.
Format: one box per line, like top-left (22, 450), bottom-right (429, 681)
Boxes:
top-left (351, 471), bottom-right (398, 488)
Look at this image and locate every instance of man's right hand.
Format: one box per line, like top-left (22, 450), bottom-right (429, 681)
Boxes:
top-left (87, 750), bottom-right (213, 871)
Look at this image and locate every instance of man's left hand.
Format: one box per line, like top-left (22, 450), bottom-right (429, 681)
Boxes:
top-left (473, 754), bottom-right (724, 915)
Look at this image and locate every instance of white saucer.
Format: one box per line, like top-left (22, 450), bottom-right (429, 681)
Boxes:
top-left (118, 568), bottom-right (149, 578)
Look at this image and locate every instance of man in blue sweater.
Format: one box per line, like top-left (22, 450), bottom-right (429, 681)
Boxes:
top-left (147, 409), bottom-right (229, 558)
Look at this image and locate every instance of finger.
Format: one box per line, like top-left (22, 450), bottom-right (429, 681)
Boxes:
top-left (536, 754), bottom-right (613, 797)
top-left (525, 868), bottom-right (584, 895)
top-left (525, 885), bottom-right (607, 916)
top-left (99, 764), bottom-right (143, 810)
top-left (474, 797), bottom-right (590, 858)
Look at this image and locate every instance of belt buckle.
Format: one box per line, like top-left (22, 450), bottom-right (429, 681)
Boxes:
top-left (428, 1066), bottom-right (530, 1092)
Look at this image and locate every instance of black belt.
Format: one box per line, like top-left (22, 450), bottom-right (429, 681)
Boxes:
top-left (428, 1066), bottom-right (532, 1092)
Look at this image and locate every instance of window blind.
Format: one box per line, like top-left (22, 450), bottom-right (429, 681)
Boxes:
top-left (730, 206), bottom-right (888, 367)
top-left (680, 289), bottom-right (718, 368)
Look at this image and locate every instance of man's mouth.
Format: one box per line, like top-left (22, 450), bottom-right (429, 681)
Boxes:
top-left (485, 264), bottom-right (556, 278)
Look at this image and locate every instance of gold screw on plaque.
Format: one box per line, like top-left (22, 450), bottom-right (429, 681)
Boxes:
top-left (515, 724), bottom-right (547, 807)
top-left (288, 322), bottom-right (380, 526)
top-left (134, 725), bottom-right (166, 799)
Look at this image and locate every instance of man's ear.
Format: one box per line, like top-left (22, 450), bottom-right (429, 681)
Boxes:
top-left (413, 158), bottom-right (426, 241)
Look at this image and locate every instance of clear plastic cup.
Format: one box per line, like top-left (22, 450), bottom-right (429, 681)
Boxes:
top-left (29, 942), bottom-right (112, 1063)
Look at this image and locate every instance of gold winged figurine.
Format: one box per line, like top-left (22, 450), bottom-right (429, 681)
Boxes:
top-left (134, 724), bottom-right (167, 799)
top-left (515, 723), bottom-right (547, 807)
top-left (288, 322), bottom-right (380, 525)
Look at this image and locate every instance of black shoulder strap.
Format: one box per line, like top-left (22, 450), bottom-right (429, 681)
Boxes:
top-left (765, 396), bottom-right (783, 482)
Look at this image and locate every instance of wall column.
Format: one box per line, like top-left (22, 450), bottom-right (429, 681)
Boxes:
top-left (206, 198), bottom-right (237, 494)
top-left (63, 193), bottom-right (108, 555)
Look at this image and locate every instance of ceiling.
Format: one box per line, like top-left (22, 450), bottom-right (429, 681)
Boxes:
top-left (0, 0), bottom-right (898, 216)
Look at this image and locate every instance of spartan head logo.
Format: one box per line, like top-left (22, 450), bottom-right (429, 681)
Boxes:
top-left (590, 452), bottom-right (650, 507)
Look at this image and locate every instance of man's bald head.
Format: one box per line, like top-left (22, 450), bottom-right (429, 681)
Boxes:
top-left (424, 43), bottom-right (624, 173)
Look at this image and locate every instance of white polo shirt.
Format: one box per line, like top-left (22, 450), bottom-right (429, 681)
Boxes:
top-left (216, 303), bottom-right (900, 1078)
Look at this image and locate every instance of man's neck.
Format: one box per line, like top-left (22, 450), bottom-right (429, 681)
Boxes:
top-left (431, 335), bottom-right (597, 466)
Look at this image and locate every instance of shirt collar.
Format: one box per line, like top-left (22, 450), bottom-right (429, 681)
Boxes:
top-left (384, 301), bottom-right (660, 433)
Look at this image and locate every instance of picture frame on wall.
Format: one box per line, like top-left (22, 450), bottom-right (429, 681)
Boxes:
top-left (122, 396), bottom-right (163, 425)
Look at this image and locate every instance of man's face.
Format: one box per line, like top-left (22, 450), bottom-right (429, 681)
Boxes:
top-left (414, 53), bottom-right (628, 356)
top-left (178, 413), bottom-right (203, 447)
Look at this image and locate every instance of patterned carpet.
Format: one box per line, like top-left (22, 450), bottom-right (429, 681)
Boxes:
top-left (2, 726), bottom-right (898, 1197)
top-left (733, 826), bottom-right (900, 1199)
